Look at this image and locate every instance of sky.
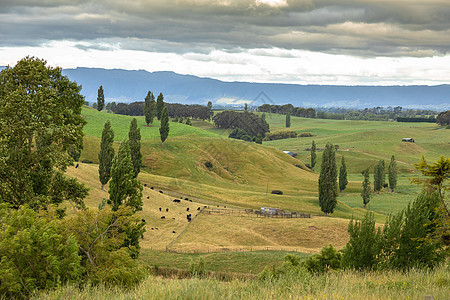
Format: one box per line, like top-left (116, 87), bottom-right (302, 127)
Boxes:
top-left (0, 0), bottom-right (449, 85)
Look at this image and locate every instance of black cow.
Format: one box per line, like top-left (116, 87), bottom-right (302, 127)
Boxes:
top-left (161, 216), bottom-right (165, 219)
top-left (75, 163), bottom-right (79, 168)
top-left (159, 207), bottom-right (162, 211)
top-left (172, 231), bottom-right (176, 233)
top-left (141, 219), bottom-right (146, 222)
top-left (147, 196), bottom-right (150, 199)
top-left (173, 199), bottom-right (181, 203)
top-left (189, 200), bottom-right (193, 202)
top-left (197, 207), bottom-right (200, 210)
top-left (186, 207), bottom-right (189, 211)
top-left (166, 208), bottom-right (169, 212)
top-left (151, 187), bottom-right (154, 190)
top-left (159, 190), bottom-right (164, 194)
top-left (185, 197), bottom-right (189, 200)
top-left (144, 183), bottom-right (147, 187)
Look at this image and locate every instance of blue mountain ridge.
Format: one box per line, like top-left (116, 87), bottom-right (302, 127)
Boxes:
top-left (1, 66), bottom-right (449, 109)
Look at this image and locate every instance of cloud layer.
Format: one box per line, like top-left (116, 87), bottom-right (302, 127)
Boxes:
top-left (1, 0), bottom-right (449, 56)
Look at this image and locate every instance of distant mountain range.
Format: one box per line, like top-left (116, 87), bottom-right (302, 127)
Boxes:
top-left (2, 66), bottom-right (449, 109)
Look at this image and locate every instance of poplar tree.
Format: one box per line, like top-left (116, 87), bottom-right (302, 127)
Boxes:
top-left (286, 111), bottom-right (291, 128)
top-left (374, 163), bottom-right (381, 193)
top-left (388, 155), bottom-right (397, 192)
top-left (311, 140), bottom-right (317, 170)
top-left (108, 139), bottom-right (143, 212)
top-left (339, 156), bottom-right (348, 192)
top-left (244, 103), bottom-right (248, 111)
top-left (97, 85), bottom-right (105, 111)
top-left (98, 120), bottom-right (115, 190)
top-left (144, 91), bottom-right (155, 126)
top-left (380, 160), bottom-right (386, 188)
top-left (156, 93), bottom-right (164, 120)
top-left (318, 143), bottom-right (338, 216)
top-left (128, 118), bottom-right (142, 178)
top-left (362, 167), bottom-right (371, 208)
top-left (159, 106), bottom-right (170, 145)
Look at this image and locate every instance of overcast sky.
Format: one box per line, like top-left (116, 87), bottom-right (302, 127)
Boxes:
top-left (1, 0), bottom-right (449, 85)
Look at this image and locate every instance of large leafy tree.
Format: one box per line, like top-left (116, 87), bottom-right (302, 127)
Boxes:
top-left (98, 120), bottom-right (115, 190)
top-left (108, 139), bottom-right (143, 212)
top-left (97, 85), bottom-right (105, 111)
top-left (339, 156), bottom-right (348, 192)
top-left (318, 143), bottom-right (338, 216)
top-left (388, 155), bottom-right (397, 192)
top-left (144, 91), bottom-right (155, 126)
top-left (311, 140), bottom-right (317, 171)
top-left (160, 106), bottom-right (170, 145)
top-left (128, 118), bottom-right (142, 178)
top-left (156, 92), bottom-right (165, 120)
top-left (0, 57), bottom-right (86, 209)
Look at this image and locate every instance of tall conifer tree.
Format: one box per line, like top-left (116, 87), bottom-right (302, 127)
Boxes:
top-left (311, 140), bottom-right (317, 170)
top-left (156, 93), bottom-right (164, 120)
top-left (388, 155), bottom-right (398, 192)
top-left (339, 156), bottom-right (348, 192)
top-left (144, 91), bottom-right (155, 126)
top-left (318, 143), bottom-right (338, 216)
top-left (108, 139), bottom-right (143, 212)
top-left (286, 111), bottom-right (291, 128)
top-left (98, 120), bottom-right (115, 190)
top-left (128, 118), bottom-right (142, 178)
top-left (97, 85), bottom-right (104, 111)
top-left (159, 106), bottom-right (170, 145)
top-left (362, 167), bottom-right (371, 208)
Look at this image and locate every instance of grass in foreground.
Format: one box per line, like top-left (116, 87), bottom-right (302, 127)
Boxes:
top-left (36, 264), bottom-right (450, 300)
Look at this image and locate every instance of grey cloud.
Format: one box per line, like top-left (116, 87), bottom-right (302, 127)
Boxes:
top-left (0, 0), bottom-right (449, 57)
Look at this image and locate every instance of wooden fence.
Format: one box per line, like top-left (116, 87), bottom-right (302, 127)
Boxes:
top-left (203, 207), bottom-right (310, 218)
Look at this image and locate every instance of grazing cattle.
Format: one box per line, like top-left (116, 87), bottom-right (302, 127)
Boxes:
top-left (173, 199), bottom-right (181, 203)
top-left (155, 228), bottom-right (158, 230)
top-left (159, 208), bottom-right (162, 211)
top-left (186, 207), bottom-right (189, 211)
top-left (147, 196), bottom-right (149, 199)
top-left (159, 190), bottom-right (164, 194)
top-left (271, 190), bottom-right (283, 195)
top-left (217, 205), bottom-right (219, 207)
top-left (161, 216), bottom-right (165, 219)
top-left (185, 197), bottom-right (189, 200)
top-left (187, 218), bottom-right (191, 222)
top-left (189, 200), bottom-right (193, 202)
top-left (172, 231), bottom-right (176, 233)
top-left (166, 208), bottom-right (169, 212)
top-left (75, 163), bottom-right (79, 168)
top-left (144, 183), bottom-right (147, 187)
top-left (151, 228), bottom-right (154, 230)
top-left (197, 207), bottom-right (200, 210)
top-left (172, 218), bottom-right (175, 220)
top-left (224, 206), bottom-right (226, 208)
top-left (141, 219), bottom-right (146, 222)
top-left (151, 187), bottom-right (154, 189)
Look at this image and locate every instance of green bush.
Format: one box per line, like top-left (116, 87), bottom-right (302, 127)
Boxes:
top-left (189, 258), bottom-right (206, 277)
top-left (263, 131), bottom-right (297, 141)
top-left (0, 204), bottom-right (83, 298)
top-left (304, 245), bottom-right (342, 274)
top-left (299, 132), bottom-right (313, 137)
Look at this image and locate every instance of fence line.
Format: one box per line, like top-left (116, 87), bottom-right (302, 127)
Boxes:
top-left (166, 246), bottom-right (317, 254)
top-left (203, 207), bottom-right (310, 218)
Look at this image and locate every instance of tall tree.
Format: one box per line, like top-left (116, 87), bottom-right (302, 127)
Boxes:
top-left (97, 85), bottom-right (105, 111)
top-left (156, 93), bottom-right (164, 120)
top-left (380, 160), bottom-right (386, 188)
top-left (286, 111), bottom-right (291, 128)
top-left (98, 121), bottom-right (115, 190)
top-left (388, 155), bottom-right (397, 192)
top-left (362, 167), bottom-right (371, 208)
top-left (159, 106), bottom-right (170, 145)
top-left (144, 91), bottom-right (155, 126)
top-left (311, 140), bottom-right (317, 171)
top-left (207, 101), bottom-right (213, 111)
top-left (244, 103), bottom-right (248, 111)
top-left (108, 139), bottom-right (143, 212)
top-left (128, 118), bottom-right (142, 178)
top-left (374, 162), bottom-right (381, 193)
top-left (318, 143), bottom-right (338, 216)
top-left (0, 57), bottom-right (86, 209)
top-left (339, 156), bottom-right (348, 192)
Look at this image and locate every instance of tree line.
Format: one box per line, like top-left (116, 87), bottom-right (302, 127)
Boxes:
top-left (258, 104), bottom-right (316, 118)
top-left (213, 110), bottom-right (270, 137)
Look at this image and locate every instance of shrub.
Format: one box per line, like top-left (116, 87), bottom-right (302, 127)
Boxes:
top-left (299, 132), bottom-right (313, 137)
top-left (263, 131), bottom-right (297, 141)
top-left (0, 204), bottom-right (83, 298)
top-left (189, 258), bottom-right (206, 277)
top-left (304, 245), bottom-right (342, 274)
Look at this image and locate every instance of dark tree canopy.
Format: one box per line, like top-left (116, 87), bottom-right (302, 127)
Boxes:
top-left (128, 118), bottom-right (142, 178)
top-left (311, 140), bottom-right (317, 171)
top-left (156, 93), bottom-right (165, 121)
top-left (339, 156), bottom-right (348, 192)
top-left (213, 110), bottom-right (270, 137)
top-left (286, 111), bottom-right (291, 128)
top-left (97, 85), bottom-right (105, 111)
top-left (436, 110), bottom-right (450, 126)
top-left (258, 104), bottom-right (316, 118)
top-left (318, 143), bottom-right (338, 216)
top-left (0, 57), bottom-right (86, 209)
top-left (144, 91), bottom-right (155, 126)
top-left (98, 120), bottom-right (115, 190)
top-left (362, 167), bottom-right (371, 208)
top-left (159, 106), bottom-right (170, 144)
top-left (388, 155), bottom-right (398, 192)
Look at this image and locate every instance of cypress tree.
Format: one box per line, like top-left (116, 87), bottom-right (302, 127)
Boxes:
top-left (318, 143), bottom-right (338, 216)
top-left (311, 140), bottom-right (317, 171)
top-left (144, 91), bottom-right (155, 126)
top-left (108, 139), bottom-right (143, 212)
top-left (97, 85), bottom-right (105, 111)
top-left (160, 106), bottom-right (170, 145)
top-left (374, 163), bottom-right (381, 193)
top-left (156, 93), bottom-right (164, 120)
top-left (244, 103), bottom-right (248, 111)
top-left (286, 111), bottom-right (291, 128)
top-left (380, 160), bottom-right (386, 188)
top-left (98, 120), bottom-right (115, 190)
top-left (128, 118), bottom-right (142, 178)
top-left (388, 155), bottom-right (397, 192)
top-left (362, 167), bottom-right (371, 208)
top-left (339, 156), bottom-right (348, 192)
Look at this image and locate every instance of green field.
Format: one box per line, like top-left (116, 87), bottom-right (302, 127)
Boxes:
top-left (70, 107), bottom-right (449, 274)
